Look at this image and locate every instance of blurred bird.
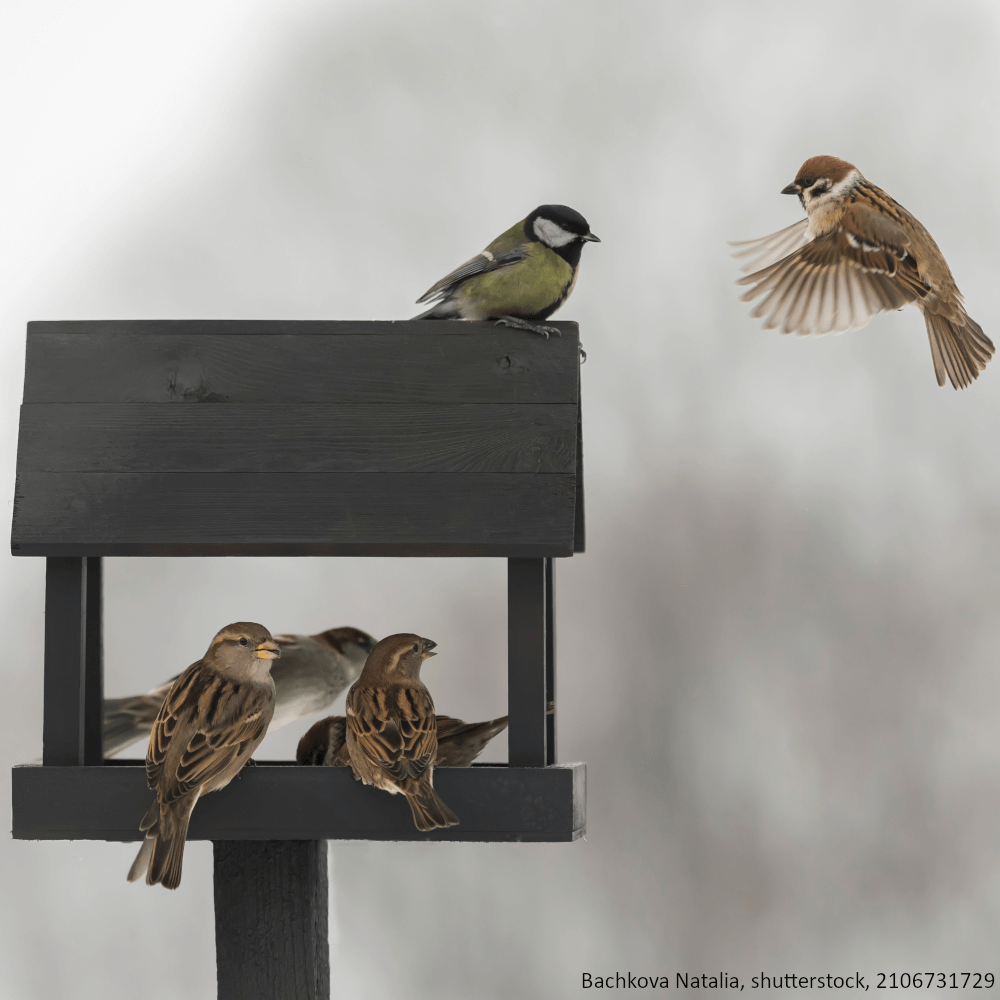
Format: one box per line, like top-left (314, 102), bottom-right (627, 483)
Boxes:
top-left (344, 633), bottom-right (459, 831)
top-left (127, 623), bottom-right (280, 889)
top-left (104, 627), bottom-right (375, 757)
top-left (732, 155), bottom-right (993, 389)
top-left (297, 713), bottom-right (509, 768)
top-left (412, 204), bottom-right (600, 339)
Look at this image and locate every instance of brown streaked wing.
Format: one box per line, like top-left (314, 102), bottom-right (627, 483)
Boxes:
top-left (348, 685), bottom-right (436, 783)
top-left (145, 662), bottom-right (203, 787)
top-left (730, 219), bottom-right (810, 274)
top-left (738, 230), bottom-right (928, 336)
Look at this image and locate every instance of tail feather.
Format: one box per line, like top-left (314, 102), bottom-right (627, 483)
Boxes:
top-left (404, 776), bottom-right (459, 831)
top-left (436, 716), bottom-right (509, 767)
top-left (127, 837), bottom-right (154, 883)
top-left (141, 793), bottom-right (198, 890)
top-left (924, 310), bottom-right (994, 390)
top-left (410, 301), bottom-right (461, 321)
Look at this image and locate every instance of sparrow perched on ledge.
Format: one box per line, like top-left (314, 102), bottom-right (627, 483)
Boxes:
top-left (104, 626), bottom-right (375, 757)
top-left (412, 204), bottom-right (600, 339)
top-left (345, 633), bottom-right (459, 831)
top-left (297, 713), bottom-right (509, 767)
top-left (127, 623), bottom-right (280, 889)
top-left (732, 155), bottom-right (993, 388)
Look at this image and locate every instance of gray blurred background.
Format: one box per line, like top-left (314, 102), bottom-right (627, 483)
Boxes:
top-left (2, 0), bottom-right (999, 996)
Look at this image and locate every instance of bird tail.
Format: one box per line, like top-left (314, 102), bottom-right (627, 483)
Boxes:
top-left (132, 793), bottom-right (199, 889)
top-left (924, 309), bottom-right (994, 390)
top-left (410, 300), bottom-right (461, 321)
top-left (104, 689), bottom-right (169, 757)
top-left (436, 715), bottom-right (509, 767)
top-left (405, 777), bottom-right (460, 831)
top-left (126, 797), bottom-right (161, 883)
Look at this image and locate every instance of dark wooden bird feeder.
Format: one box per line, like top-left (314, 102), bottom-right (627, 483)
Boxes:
top-left (10, 320), bottom-right (586, 999)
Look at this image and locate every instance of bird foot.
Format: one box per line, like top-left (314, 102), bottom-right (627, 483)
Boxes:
top-left (494, 316), bottom-right (561, 339)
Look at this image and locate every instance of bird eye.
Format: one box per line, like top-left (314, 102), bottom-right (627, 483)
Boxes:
top-left (799, 177), bottom-right (815, 189)
top-left (412, 643), bottom-right (419, 652)
top-left (239, 637), bottom-right (248, 646)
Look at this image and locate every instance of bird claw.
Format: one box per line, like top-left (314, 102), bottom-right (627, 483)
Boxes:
top-left (494, 316), bottom-right (561, 339)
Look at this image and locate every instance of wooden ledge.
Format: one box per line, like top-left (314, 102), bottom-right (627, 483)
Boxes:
top-left (11, 761), bottom-right (586, 843)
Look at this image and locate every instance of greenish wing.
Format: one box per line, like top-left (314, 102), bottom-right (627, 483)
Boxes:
top-left (416, 246), bottom-right (530, 303)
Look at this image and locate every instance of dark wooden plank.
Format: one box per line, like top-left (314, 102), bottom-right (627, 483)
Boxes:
top-left (215, 841), bottom-right (329, 1000)
top-left (545, 558), bottom-right (557, 767)
top-left (11, 762), bottom-right (586, 842)
top-left (508, 558), bottom-right (548, 767)
top-left (574, 398), bottom-right (586, 553)
top-left (22, 323), bottom-right (580, 404)
top-left (83, 557), bottom-right (104, 765)
top-left (11, 472), bottom-right (576, 556)
top-left (43, 558), bottom-right (87, 766)
top-left (17, 403), bottom-right (577, 474)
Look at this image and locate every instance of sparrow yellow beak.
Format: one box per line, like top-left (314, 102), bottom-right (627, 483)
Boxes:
top-left (255, 639), bottom-right (281, 660)
top-left (421, 638), bottom-right (438, 660)
top-left (781, 182), bottom-right (800, 195)
top-left (583, 232), bottom-right (601, 242)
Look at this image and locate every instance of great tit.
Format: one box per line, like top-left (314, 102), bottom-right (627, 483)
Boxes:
top-left (412, 204), bottom-right (600, 337)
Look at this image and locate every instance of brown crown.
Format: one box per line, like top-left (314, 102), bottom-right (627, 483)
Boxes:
top-left (795, 155), bottom-right (857, 183)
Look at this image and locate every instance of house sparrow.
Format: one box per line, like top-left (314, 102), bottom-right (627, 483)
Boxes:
top-left (732, 155), bottom-right (994, 389)
top-left (296, 713), bottom-right (509, 768)
top-left (127, 622), bottom-right (280, 889)
top-left (412, 204), bottom-right (600, 339)
top-left (344, 633), bottom-right (459, 831)
top-left (104, 626), bottom-right (375, 757)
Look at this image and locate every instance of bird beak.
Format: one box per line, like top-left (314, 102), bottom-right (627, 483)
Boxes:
top-left (254, 639), bottom-right (281, 660)
top-left (421, 639), bottom-right (438, 660)
top-left (781, 183), bottom-right (800, 195)
top-left (583, 232), bottom-right (601, 242)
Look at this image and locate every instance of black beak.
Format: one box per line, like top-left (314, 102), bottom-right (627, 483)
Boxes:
top-left (781, 183), bottom-right (800, 195)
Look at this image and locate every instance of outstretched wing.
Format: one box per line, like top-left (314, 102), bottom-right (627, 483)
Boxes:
top-left (737, 204), bottom-right (930, 336)
top-left (730, 219), bottom-right (810, 274)
top-left (416, 247), bottom-right (530, 304)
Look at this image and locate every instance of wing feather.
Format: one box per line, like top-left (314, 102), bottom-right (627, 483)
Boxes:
top-left (737, 229), bottom-right (929, 337)
top-left (730, 219), bottom-right (810, 274)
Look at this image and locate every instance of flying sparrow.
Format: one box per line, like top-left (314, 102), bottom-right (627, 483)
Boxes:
top-left (126, 622), bottom-right (280, 889)
top-left (296, 712), bottom-right (509, 768)
top-left (732, 155), bottom-right (994, 389)
top-left (104, 626), bottom-right (375, 757)
top-left (344, 633), bottom-right (459, 831)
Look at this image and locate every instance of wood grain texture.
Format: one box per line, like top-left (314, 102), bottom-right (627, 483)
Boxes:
top-left (215, 840), bottom-right (329, 1000)
top-left (12, 762), bottom-right (586, 842)
top-left (17, 403), bottom-right (576, 474)
top-left (23, 322), bottom-right (580, 404)
top-left (12, 472), bottom-right (576, 556)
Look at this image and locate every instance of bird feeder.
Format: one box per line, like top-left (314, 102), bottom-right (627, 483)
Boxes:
top-left (10, 320), bottom-right (587, 999)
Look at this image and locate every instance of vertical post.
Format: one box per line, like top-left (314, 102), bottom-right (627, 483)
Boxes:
top-left (42, 556), bottom-right (87, 766)
top-left (214, 840), bottom-right (330, 1000)
top-left (508, 557), bottom-right (548, 767)
top-left (83, 556), bottom-right (104, 764)
top-left (545, 557), bottom-right (557, 766)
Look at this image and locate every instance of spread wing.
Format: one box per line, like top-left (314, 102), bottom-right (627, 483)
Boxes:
top-left (736, 205), bottom-right (930, 336)
top-left (146, 662), bottom-right (272, 802)
top-left (416, 247), bottom-right (530, 304)
top-left (730, 219), bottom-right (810, 274)
top-left (348, 685), bottom-right (437, 783)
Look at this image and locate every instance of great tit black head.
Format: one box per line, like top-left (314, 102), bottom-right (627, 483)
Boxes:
top-left (526, 205), bottom-right (601, 252)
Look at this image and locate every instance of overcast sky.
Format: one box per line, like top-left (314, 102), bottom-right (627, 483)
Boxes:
top-left (2, 1), bottom-right (1000, 997)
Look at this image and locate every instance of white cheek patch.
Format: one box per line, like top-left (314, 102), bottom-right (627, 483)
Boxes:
top-left (533, 217), bottom-right (576, 248)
